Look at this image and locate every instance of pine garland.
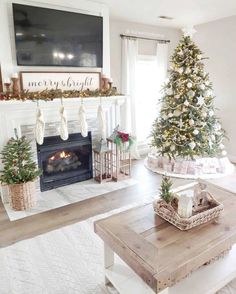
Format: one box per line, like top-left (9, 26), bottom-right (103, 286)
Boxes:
top-left (0, 88), bottom-right (122, 102)
top-left (0, 133), bottom-right (41, 184)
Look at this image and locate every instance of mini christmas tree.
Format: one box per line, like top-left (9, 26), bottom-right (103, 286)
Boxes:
top-left (0, 132), bottom-right (41, 185)
top-left (159, 175), bottom-right (173, 203)
top-left (151, 31), bottom-right (226, 160)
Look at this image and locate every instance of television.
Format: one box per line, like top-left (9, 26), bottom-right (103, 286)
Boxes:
top-left (12, 3), bottom-right (103, 67)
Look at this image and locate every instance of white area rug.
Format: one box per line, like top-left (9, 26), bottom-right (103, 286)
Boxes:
top-left (0, 203), bottom-right (235, 294)
top-left (3, 178), bottom-right (138, 221)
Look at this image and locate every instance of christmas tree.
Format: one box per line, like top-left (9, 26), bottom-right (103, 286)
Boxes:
top-left (151, 32), bottom-right (226, 160)
top-left (0, 132), bottom-right (41, 185)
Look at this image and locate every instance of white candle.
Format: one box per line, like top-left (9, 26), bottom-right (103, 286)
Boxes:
top-left (109, 78), bottom-right (113, 83)
top-left (4, 78), bottom-right (11, 84)
top-left (12, 72), bottom-right (18, 78)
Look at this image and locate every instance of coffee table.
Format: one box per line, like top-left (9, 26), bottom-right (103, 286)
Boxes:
top-left (94, 183), bottom-right (236, 293)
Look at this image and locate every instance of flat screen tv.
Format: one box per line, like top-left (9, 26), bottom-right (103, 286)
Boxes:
top-left (12, 3), bottom-right (103, 67)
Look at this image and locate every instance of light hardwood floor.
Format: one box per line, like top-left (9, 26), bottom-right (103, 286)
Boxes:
top-left (0, 159), bottom-right (187, 248)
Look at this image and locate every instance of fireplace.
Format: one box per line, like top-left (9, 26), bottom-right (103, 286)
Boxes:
top-left (37, 132), bottom-right (93, 191)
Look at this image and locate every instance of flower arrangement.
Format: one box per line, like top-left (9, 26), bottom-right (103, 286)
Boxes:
top-left (108, 126), bottom-right (136, 149)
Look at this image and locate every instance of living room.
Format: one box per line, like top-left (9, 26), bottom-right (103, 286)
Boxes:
top-left (0, 0), bottom-right (236, 293)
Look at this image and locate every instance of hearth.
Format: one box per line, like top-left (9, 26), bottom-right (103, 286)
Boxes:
top-left (37, 132), bottom-right (93, 191)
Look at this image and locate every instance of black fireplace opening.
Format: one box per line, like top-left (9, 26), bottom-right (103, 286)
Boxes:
top-left (37, 132), bottom-right (93, 191)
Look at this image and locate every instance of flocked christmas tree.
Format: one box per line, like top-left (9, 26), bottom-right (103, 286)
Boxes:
top-left (0, 131), bottom-right (41, 185)
top-left (151, 30), bottom-right (227, 160)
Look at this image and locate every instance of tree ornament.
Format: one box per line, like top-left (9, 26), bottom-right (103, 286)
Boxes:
top-left (220, 143), bottom-right (225, 150)
top-left (173, 109), bottom-right (181, 117)
top-left (209, 110), bottom-right (214, 117)
top-left (175, 95), bottom-right (180, 99)
top-left (222, 150), bottom-right (227, 156)
top-left (170, 145), bottom-right (175, 151)
top-left (181, 26), bottom-right (196, 38)
top-left (189, 141), bottom-right (196, 150)
top-left (189, 119), bottom-right (195, 126)
top-left (200, 84), bottom-right (205, 90)
top-left (168, 113), bottom-right (173, 118)
top-left (184, 100), bottom-right (190, 106)
top-left (78, 101), bottom-right (88, 137)
top-left (187, 82), bottom-right (192, 88)
top-left (193, 129), bottom-right (199, 135)
top-left (179, 119), bottom-right (184, 128)
top-left (178, 67), bottom-right (184, 74)
top-left (197, 96), bottom-right (204, 106)
top-left (206, 89), bottom-right (213, 96)
top-left (166, 88), bottom-right (173, 95)
top-left (35, 106), bottom-right (45, 145)
top-left (59, 105), bottom-right (69, 141)
top-left (185, 67), bottom-right (191, 74)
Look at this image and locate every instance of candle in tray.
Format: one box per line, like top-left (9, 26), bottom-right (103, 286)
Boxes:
top-left (177, 190), bottom-right (194, 218)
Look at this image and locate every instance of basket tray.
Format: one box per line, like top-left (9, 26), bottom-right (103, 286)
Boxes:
top-left (153, 196), bottom-right (224, 231)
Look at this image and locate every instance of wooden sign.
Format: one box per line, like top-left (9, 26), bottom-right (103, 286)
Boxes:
top-left (20, 71), bottom-right (101, 91)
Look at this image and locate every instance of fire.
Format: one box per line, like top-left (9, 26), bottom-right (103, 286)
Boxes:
top-left (49, 150), bottom-right (71, 161)
top-left (60, 151), bottom-right (71, 159)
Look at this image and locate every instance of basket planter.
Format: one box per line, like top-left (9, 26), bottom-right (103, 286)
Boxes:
top-left (8, 181), bottom-right (37, 211)
top-left (153, 194), bottom-right (224, 231)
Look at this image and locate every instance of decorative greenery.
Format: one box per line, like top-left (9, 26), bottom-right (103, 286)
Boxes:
top-left (159, 175), bottom-right (173, 203)
top-left (108, 126), bottom-right (136, 149)
top-left (0, 87), bottom-right (122, 102)
top-left (0, 132), bottom-right (41, 184)
top-left (151, 35), bottom-right (226, 159)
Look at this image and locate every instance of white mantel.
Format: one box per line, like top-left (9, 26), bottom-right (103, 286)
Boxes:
top-left (0, 96), bottom-right (126, 152)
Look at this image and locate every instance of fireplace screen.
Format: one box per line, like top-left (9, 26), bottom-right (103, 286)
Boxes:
top-left (37, 132), bottom-right (93, 191)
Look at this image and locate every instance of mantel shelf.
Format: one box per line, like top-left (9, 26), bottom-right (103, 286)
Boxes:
top-left (0, 95), bottom-right (126, 106)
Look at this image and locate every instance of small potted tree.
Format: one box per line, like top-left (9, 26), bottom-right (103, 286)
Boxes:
top-left (0, 132), bottom-right (41, 211)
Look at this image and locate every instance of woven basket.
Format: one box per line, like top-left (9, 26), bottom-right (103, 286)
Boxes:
top-left (8, 181), bottom-right (37, 211)
top-left (153, 194), bottom-right (224, 231)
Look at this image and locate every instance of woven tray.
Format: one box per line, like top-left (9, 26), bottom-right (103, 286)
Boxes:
top-left (153, 193), bottom-right (224, 231)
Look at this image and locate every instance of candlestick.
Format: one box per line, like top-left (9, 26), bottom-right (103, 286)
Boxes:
top-left (11, 77), bottom-right (20, 95)
top-left (4, 82), bottom-right (11, 95)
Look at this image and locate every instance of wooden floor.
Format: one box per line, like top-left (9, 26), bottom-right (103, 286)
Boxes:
top-left (0, 159), bottom-right (187, 248)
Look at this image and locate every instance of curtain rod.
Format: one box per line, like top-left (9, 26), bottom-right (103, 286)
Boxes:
top-left (120, 34), bottom-right (170, 43)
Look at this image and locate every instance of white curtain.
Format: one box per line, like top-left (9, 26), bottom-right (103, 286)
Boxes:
top-left (121, 37), bottom-right (138, 135)
top-left (156, 42), bottom-right (169, 97)
top-left (121, 37), bottom-right (140, 159)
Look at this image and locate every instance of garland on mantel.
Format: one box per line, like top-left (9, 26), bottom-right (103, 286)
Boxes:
top-left (0, 87), bottom-right (122, 102)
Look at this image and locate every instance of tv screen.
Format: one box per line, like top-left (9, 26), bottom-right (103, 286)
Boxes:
top-left (12, 4), bottom-right (103, 67)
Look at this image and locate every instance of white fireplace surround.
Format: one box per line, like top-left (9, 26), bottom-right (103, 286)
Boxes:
top-left (0, 96), bottom-right (125, 199)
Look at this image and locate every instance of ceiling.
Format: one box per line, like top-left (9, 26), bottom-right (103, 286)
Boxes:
top-left (96, 0), bottom-right (236, 28)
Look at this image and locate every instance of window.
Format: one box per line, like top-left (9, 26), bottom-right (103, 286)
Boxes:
top-left (135, 55), bottom-right (160, 144)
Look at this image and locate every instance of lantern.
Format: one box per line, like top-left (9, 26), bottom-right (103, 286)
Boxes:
top-left (93, 139), bottom-right (112, 183)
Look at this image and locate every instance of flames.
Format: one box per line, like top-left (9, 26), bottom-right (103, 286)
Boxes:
top-left (49, 150), bottom-right (72, 161)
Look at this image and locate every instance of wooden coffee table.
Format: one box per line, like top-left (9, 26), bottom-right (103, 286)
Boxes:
top-left (94, 183), bottom-right (236, 293)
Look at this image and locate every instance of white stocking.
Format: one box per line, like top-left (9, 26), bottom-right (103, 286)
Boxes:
top-left (78, 104), bottom-right (88, 137)
top-left (59, 106), bottom-right (69, 140)
top-left (35, 107), bottom-right (45, 145)
top-left (97, 104), bottom-right (106, 139)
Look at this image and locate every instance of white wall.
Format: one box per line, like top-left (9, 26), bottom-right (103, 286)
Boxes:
top-left (0, 0), bottom-right (110, 81)
top-left (109, 19), bottom-right (181, 91)
top-left (195, 16), bottom-right (236, 162)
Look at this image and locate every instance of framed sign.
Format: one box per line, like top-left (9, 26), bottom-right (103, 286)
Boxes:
top-left (20, 71), bottom-right (101, 91)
